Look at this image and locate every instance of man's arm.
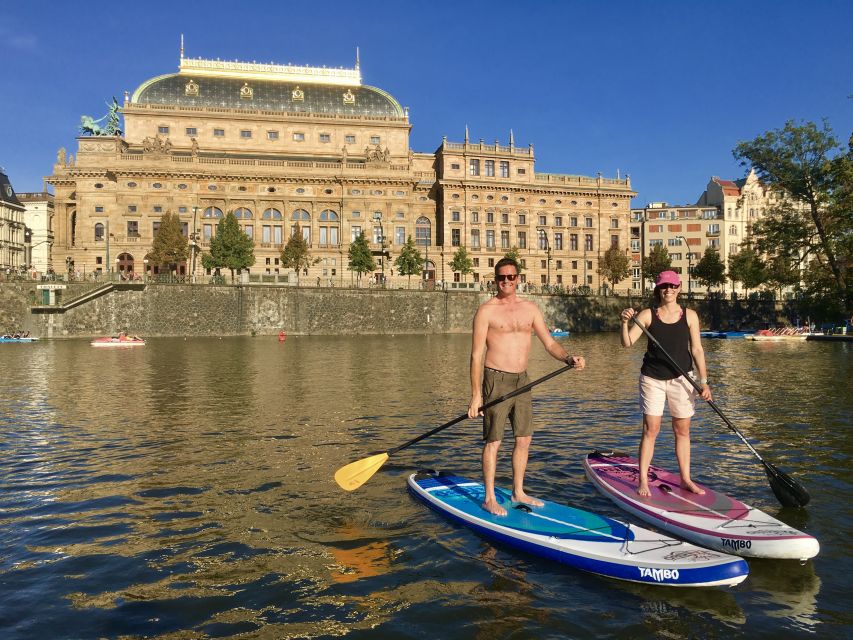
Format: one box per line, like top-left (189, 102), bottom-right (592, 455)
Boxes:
top-left (468, 306), bottom-right (489, 418)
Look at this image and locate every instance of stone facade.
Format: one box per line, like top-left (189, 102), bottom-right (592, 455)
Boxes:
top-left (0, 169), bottom-right (26, 273)
top-left (17, 191), bottom-right (54, 273)
top-left (46, 50), bottom-right (634, 289)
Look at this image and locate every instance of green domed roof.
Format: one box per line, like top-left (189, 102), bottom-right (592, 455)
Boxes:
top-left (131, 73), bottom-right (403, 118)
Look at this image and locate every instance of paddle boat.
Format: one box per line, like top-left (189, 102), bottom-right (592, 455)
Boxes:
top-left (550, 328), bottom-right (571, 337)
top-left (745, 328), bottom-right (810, 342)
top-left (0, 333), bottom-right (38, 343)
top-left (90, 333), bottom-right (146, 347)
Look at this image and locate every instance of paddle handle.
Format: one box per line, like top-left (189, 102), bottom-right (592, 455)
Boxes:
top-left (630, 316), bottom-right (767, 463)
top-left (388, 362), bottom-right (575, 456)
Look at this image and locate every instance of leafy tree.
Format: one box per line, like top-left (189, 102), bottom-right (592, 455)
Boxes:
top-left (727, 244), bottom-right (766, 293)
top-left (503, 246), bottom-right (524, 272)
top-left (641, 244), bottom-right (672, 288)
top-left (598, 245), bottom-right (630, 295)
top-left (734, 119), bottom-right (850, 312)
top-left (148, 211), bottom-right (188, 274)
top-left (692, 246), bottom-right (727, 293)
top-left (764, 254), bottom-right (800, 299)
top-left (449, 246), bottom-right (474, 281)
top-left (394, 235), bottom-right (422, 288)
top-left (348, 232), bottom-right (376, 286)
top-left (280, 224), bottom-right (319, 282)
top-left (202, 211), bottom-right (254, 282)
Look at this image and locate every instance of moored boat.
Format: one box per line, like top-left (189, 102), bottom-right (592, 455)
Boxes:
top-left (0, 336), bottom-right (38, 343)
top-left (90, 334), bottom-right (146, 347)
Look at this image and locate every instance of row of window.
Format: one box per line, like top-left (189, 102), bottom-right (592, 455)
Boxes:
top-left (157, 125), bottom-right (381, 145)
top-left (452, 229), bottom-right (604, 251)
top-left (450, 212), bottom-right (618, 228)
top-left (648, 223), bottom-right (733, 236)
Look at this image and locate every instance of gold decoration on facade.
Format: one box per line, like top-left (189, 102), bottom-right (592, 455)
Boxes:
top-left (185, 79), bottom-right (199, 96)
top-left (292, 86), bottom-right (304, 102)
top-left (343, 89), bottom-right (355, 105)
top-left (240, 83), bottom-right (254, 100)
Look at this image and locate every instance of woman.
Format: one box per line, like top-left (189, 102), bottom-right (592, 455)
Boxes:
top-left (620, 270), bottom-right (712, 497)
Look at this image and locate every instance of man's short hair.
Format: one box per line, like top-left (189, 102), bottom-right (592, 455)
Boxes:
top-left (494, 257), bottom-right (519, 278)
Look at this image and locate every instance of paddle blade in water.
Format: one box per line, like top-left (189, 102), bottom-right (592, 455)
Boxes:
top-left (335, 453), bottom-right (390, 491)
top-left (764, 461), bottom-right (810, 507)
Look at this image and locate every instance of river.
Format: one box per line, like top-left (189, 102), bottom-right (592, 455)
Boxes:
top-left (0, 334), bottom-right (850, 639)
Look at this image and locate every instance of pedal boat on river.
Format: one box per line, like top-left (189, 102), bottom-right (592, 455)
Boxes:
top-left (90, 334), bottom-right (146, 347)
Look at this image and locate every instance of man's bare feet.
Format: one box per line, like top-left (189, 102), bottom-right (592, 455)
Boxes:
top-left (511, 492), bottom-right (544, 508)
top-left (637, 483), bottom-right (652, 497)
top-left (482, 499), bottom-right (507, 516)
top-left (681, 479), bottom-right (706, 495)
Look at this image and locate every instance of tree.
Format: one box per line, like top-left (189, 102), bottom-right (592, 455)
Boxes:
top-left (147, 211), bottom-right (188, 274)
top-left (449, 246), bottom-right (474, 282)
top-left (727, 244), bottom-right (766, 293)
top-left (503, 246), bottom-right (523, 272)
top-left (641, 244), bottom-right (672, 288)
top-left (598, 246), bottom-right (630, 295)
top-left (202, 211), bottom-right (254, 282)
top-left (394, 235), bottom-right (422, 288)
top-left (734, 119), bottom-right (850, 312)
top-left (692, 246), bottom-right (727, 293)
top-left (348, 232), bottom-right (376, 286)
top-left (280, 224), bottom-right (318, 282)
top-left (764, 254), bottom-right (800, 300)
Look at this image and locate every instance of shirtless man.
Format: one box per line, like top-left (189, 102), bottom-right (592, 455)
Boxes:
top-left (468, 257), bottom-right (585, 516)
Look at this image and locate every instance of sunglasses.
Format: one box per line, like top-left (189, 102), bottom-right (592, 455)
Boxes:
top-left (496, 273), bottom-right (518, 282)
top-left (658, 283), bottom-right (680, 290)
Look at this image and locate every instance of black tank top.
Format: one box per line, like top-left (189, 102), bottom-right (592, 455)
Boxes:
top-left (640, 306), bottom-right (693, 380)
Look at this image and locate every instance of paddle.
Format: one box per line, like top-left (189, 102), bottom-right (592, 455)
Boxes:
top-left (335, 362), bottom-right (576, 491)
top-left (630, 315), bottom-right (810, 507)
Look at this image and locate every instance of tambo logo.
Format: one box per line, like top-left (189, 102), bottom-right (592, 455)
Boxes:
top-left (721, 538), bottom-right (752, 550)
top-left (639, 567), bottom-right (679, 581)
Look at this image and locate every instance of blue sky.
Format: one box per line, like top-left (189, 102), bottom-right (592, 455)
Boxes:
top-left (1, 0), bottom-right (851, 206)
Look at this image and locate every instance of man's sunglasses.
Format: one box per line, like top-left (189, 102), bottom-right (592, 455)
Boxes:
top-left (496, 273), bottom-right (518, 282)
top-left (658, 283), bottom-right (680, 290)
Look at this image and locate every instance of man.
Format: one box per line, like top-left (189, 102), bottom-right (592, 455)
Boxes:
top-left (468, 257), bottom-right (585, 516)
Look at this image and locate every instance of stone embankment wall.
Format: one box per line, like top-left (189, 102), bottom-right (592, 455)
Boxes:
top-left (0, 282), bottom-right (788, 338)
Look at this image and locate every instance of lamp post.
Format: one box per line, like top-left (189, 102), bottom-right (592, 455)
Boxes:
top-left (677, 235), bottom-right (692, 298)
top-left (373, 212), bottom-right (385, 287)
top-left (537, 228), bottom-right (551, 288)
top-left (115, 256), bottom-right (121, 281)
top-left (143, 258), bottom-right (148, 283)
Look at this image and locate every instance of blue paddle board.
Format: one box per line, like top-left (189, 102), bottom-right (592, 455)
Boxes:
top-left (408, 471), bottom-right (748, 587)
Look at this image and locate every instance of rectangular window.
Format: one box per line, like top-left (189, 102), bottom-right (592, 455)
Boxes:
top-left (345, 134), bottom-right (356, 144)
top-left (452, 228), bottom-right (461, 246)
top-left (181, 222), bottom-right (188, 237)
top-left (203, 224), bottom-right (213, 240)
top-left (471, 229), bottom-right (480, 248)
top-left (373, 226), bottom-right (383, 244)
top-left (518, 231), bottom-right (526, 249)
top-left (267, 131), bottom-right (279, 140)
top-left (213, 128), bottom-right (225, 137)
top-left (708, 223), bottom-right (720, 234)
top-left (152, 222), bottom-right (160, 235)
top-left (650, 239), bottom-right (663, 247)
top-left (570, 234), bottom-right (578, 251)
top-left (95, 206), bottom-right (104, 213)
top-left (127, 221), bottom-right (139, 237)
top-left (556, 260), bottom-right (563, 270)
top-left (330, 227), bottom-right (338, 246)
top-left (293, 132), bottom-right (305, 141)
top-left (486, 211), bottom-right (494, 223)
top-left (319, 133), bottom-right (331, 143)
top-left (370, 135), bottom-right (381, 144)
top-left (153, 206), bottom-right (162, 213)
top-left (585, 234), bottom-right (593, 251)
top-left (319, 227), bottom-right (328, 246)
top-left (452, 211), bottom-right (461, 222)
top-left (585, 217), bottom-right (593, 228)
top-left (485, 160), bottom-right (495, 177)
top-left (262, 226), bottom-right (271, 243)
top-left (128, 205), bottom-right (137, 213)
top-left (186, 127), bottom-right (197, 136)
top-left (668, 238), bottom-right (681, 246)
top-left (518, 214), bottom-right (526, 225)
top-left (555, 216), bottom-right (562, 227)
top-left (668, 223), bottom-right (682, 232)
top-left (570, 217), bottom-right (578, 227)
top-left (245, 224), bottom-right (253, 239)
top-left (451, 163), bottom-right (461, 170)
top-left (351, 225), bottom-right (362, 242)
top-left (178, 206), bottom-right (187, 213)
top-left (517, 168), bottom-right (526, 175)
top-left (611, 235), bottom-right (619, 248)
top-left (611, 218), bottom-right (619, 228)
top-left (394, 227), bottom-right (405, 245)
top-left (500, 161), bottom-right (509, 178)
top-left (471, 211), bottom-right (479, 223)
top-left (501, 230), bottom-right (510, 249)
top-left (486, 230), bottom-right (495, 248)
top-left (158, 126), bottom-right (169, 135)
top-left (501, 213), bottom-right (509, 224)
top-left (630, 239), bottom-right (640, 251)
top-left (240, 130), bottom-right (252, 138)
top-left (469, 159), bottom-right (480, 176)
top-left (539, 215), bottom-right (547, 226)
top-left (554, 233), bottom-right (563, 250)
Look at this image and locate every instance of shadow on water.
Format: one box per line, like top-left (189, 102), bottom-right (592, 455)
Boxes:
top-left (0, 334), bottom-right (850, 638)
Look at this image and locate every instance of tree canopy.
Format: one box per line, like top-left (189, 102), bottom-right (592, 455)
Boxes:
top-left (202, 211), bottom-right (254, 282)
top-left (147, 211), bottom-right (188, 273)
top-left (449, 246), bottom-right (474, 281)
top-left (394, 236), bottom-right (422, 288)
top-left (641, 244), bottom-right (672, 288)
top-left (348, 232), bottom-right (376, 285)
top-left (280, 224), bottom-right (318, 278)
top-left (727, 245), bottom-right (766, 292)
top-left (598, 245), bottom-right (631, 294)
top-left (692, 246), bottom-right (727, 292)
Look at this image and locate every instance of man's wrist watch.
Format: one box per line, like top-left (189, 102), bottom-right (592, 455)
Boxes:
top-left (700, 378), bottom-right (708, 385)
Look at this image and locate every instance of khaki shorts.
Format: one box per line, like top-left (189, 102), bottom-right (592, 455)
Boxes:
top-left (482, 368), bottom-right (533, 442)
top-left (639, 374), bottom-right (697, 419)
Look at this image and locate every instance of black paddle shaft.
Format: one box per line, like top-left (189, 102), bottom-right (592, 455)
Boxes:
top-left (387, 362), bottom-right (575, 456)
top-left (629, 315), bottom-right (810, 507)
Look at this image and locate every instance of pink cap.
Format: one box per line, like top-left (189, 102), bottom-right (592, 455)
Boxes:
top-left (655, 270), bottom-right (681, 287)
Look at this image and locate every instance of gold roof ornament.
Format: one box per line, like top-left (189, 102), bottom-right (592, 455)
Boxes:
top-left (292, 86), bottom-right (304, 102)
top-left (185, 79), bottom-right (199, 96)
top-left (240, 83), bottom-right (253, 99)
top-left (343, 89), bottom-right (355, 105)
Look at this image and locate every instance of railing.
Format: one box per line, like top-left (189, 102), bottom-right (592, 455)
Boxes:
top-left (534, 174), bottom-right (631, 187)
top-left (127, 103), bottom-right (408, 123)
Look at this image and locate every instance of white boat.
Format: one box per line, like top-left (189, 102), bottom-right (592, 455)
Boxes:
top-left (90, 335), bottom-right (146, 347)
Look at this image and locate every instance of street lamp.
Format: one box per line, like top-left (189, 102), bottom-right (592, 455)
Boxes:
top-left (677, 235), bottom-right (692, 298)
top-left (143, 258), bottom-right (149, 283)
top-left (190, 206), bottom-right (199, 282)
top-left (373, 212), bottom-right (385, 287)
top-left (115, 256), bottom-right (121, 281)
top-left (537, 228), bottom-right (551, 288)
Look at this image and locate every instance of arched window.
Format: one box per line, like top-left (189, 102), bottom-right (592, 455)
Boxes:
top-left (117, 252), bottom-right (135, 275)
top-left (203, 207), bottom-right (223, 218)
top-left (263, 208), bottom-right (283, 220)
top-left (94, 223), bottom-right (104, 241)
top-left (729, 225), bottom-right (737, 236)
top-left (233, 207), bottom-right (253, 219)
top-left (291, 209), bottom-right (310, 221)
top-left (416, 216), bottom-right (431, 246)
top-left (319, 209), bottom-right (339, 221)
top-left (318, 210), bottom-right (339, 247)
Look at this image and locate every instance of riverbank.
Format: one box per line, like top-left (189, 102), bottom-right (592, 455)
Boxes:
top-left (1, 281), bottom-right (791, 338)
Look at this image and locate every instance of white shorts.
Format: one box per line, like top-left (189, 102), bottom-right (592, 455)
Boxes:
top-left (639, 374), bottom-right (697, 419)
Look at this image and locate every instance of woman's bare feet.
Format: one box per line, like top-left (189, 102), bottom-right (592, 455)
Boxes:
top-left (637, 483), bottom-right (652, 497)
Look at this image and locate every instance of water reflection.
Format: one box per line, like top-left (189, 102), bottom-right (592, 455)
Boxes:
top-left (0, 335), bottom-right (850, 638)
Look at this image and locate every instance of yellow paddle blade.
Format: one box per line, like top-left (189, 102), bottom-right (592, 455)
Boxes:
top-left (334, 452), bottom-right (390, 491)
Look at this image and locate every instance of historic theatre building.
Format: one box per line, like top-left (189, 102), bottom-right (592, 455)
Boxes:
top-left (47, 48), bottom-right (635, 289)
